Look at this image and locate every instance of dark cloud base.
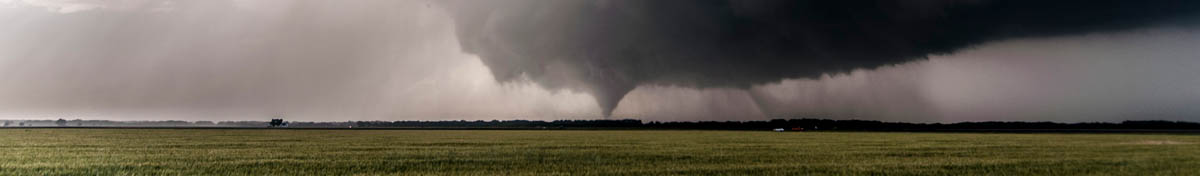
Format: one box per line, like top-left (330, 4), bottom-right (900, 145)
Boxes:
top-left (442, 0), bottom-right (1200, 117)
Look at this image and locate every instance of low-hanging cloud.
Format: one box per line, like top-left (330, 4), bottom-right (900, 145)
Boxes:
top-left (441, 0), bottom-right (1200, 117)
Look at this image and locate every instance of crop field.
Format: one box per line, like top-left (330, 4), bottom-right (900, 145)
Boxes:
top-left (1, 129), bottom-right (1198, 175)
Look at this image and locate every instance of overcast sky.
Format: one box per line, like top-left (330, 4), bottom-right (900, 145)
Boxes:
top-left (1, 0), bottom-right (1199, 122)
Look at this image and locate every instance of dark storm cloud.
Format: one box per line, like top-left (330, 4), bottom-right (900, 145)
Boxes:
top-left (441, 0), bottom-right (1200, 117)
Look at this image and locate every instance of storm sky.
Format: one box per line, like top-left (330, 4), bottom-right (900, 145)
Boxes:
top-left (1, 0), bottom-right (1199, 122)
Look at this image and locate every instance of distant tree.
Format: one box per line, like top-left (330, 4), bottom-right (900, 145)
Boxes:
top-left (2, 121), bottom-right (8, 127)
top-left (18, 122), bottom-right (24, 126)
top-left (55, 119), bottom-right (68, 126)
top-left (72, 119), bottom-right (83, 126)
top-left (269, 119), bottom-right (285, 127)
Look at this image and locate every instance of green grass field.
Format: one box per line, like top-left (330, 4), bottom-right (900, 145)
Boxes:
top-left (1, 129), bottom-right (1198, 175)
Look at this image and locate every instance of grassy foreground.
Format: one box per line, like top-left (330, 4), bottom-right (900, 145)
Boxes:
top-left (0, 129), bottom-right (1198, 175)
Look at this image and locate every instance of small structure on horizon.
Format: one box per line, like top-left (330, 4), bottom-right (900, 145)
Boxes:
top-left (269, 118), bottom-right (287, 127)
top-left (773, 128), bottom-right (785, 132)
